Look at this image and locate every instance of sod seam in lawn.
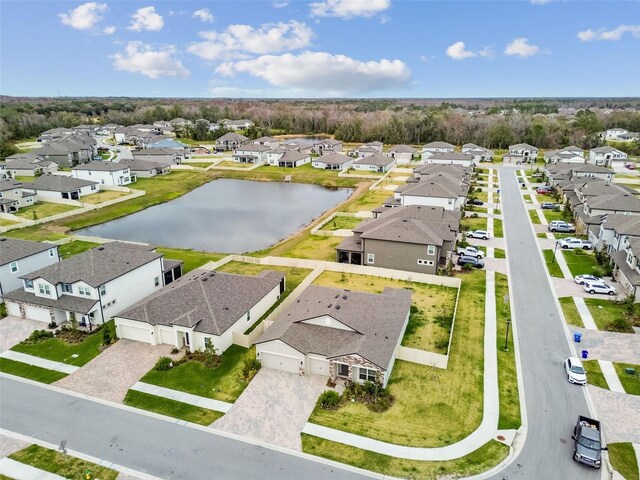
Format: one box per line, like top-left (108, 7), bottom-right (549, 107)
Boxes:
top-left (0, 358), bottom-right (68, 384)
top-left (123, 389), bottom-right (224, 425)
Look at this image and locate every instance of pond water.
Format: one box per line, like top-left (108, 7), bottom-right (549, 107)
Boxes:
top-left (77, 179), bottom-right (353, 253)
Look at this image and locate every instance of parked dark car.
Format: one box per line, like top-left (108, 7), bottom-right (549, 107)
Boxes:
top-left (469, 199), bottom-right (484, 206)
top-left (457, 255), bottom-right (484, 269)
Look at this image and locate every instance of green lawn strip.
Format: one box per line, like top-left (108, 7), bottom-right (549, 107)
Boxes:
top-left (0, 358), bottom-right (68, 384)
top-left (584, 299), bottom-right (634, 333)
top-left (58, 240), bottom-right (100, 259)
top-left (0, 474), bottom-right (15, 480)
top-left (340, 189), bottom-right (389, 213)
top-left (474, 191), bottom-right (488, 202)
top-left (156, 247), bottom-right (226, 273)
top-left (495, 273), bottom-right (521, 430)
top-left (537, 232), bottom-right (547, 238)
top-left (309, 270), bottom-right (485, 447)
top-left (494, 249), bottom-right (506, 259)
top-left (140, 345), bottom-right (255, 403)
top-left (542, 209), bottom-right (568, 224)
top-left (0, 218), bottom-right (19, 226)
top-left (562, 250), bottom-right (599, 277)
top-left (559, 297), bottom-right (584, 328)
top-left (608, 442), bottom-right (640, 480)
top-left (528, 210), bottom-right (541, 224)
top-left (184, 162), bottom-right (214, 168)
top-left (14, 202), bottom-right (79, 219)
top-left (11, 321), bottom-right (115, 367)
top-left (302, 435), bottom-right (509, 480)
top-left (321, 216), bottom-right (362, 231)
top-left (613, 363), bottom-right (640, 395)
top-left (542, 250), bottom-right (564, 278)
top-left (14, 176), bottom-right (35, 182)
top-left (493, 219), bottom-right (504, 238)
top-left (123, 389), bottom-right (223, 425)
top-left (582, 360), bottom-right (609, 390)
top-left (9, 444), bottom-right (118, 480)
top-left (461, 216), bottom-right (488, 232)
top-left (215, 163), bottom-right (361, 188)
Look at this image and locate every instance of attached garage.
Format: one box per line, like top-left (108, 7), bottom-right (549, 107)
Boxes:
top-left (6, 302), bottom-right (21, 318)
top-left (158, 328), bottom-right (176, 346)
top-left (308, 356), bottom-right (330, 377)
top-left (24, 305), bottom-right (52, 323)
top-left (117, 322), bottom-right (153, 343)
top-left (261, 352), bottom-right (300, 373)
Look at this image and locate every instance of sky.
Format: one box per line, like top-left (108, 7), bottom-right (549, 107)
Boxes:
top-left (0, 0), bottom-right (639, 98)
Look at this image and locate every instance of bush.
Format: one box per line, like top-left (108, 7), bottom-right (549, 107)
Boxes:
top-left (170, 347), bottom-right (179, 355)
top-left (47, 320), bottom-right (57, 329)
top-left (155, 356), bottom-right (173, 371)
top-left (23, 330), bottom-right (54, 344)
top-left (592, 265), bottom-right (613, 277)
top-left (317, 390), bottom-right (341, 409)
top-left (461, 263), bottom-right (474, 272)
top-left (0, 302), bottom-right (7, 319)
top-left (242, 358), bottom-right (262, 381)
top-left (102, 327), bottom-right (112, 346)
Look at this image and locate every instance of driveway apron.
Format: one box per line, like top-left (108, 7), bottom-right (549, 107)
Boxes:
top-left (0, 316), bottom-right (46, 353)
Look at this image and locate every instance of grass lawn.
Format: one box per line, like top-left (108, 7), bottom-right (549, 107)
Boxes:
top-left (559, 297), bottom-right (584, 327)
top-left (11, 321), bottom-right (115, 367)
top-left (584, 299), bottom-right (634, 333)
top-left (495, 273), bottom-right (521, 430)
top-left (9, 444), bottom-right (118, 480)
top-left (608, 443), bottom-right (639, 480)
top-left (156, 247), bottom-right (226, 273)
top-left (537, 232), bottom-right (547, 238)
top-left (123, 389), bottom-right (224, 425)
top-left (140, 345), bottom-right (255, 403)
top-left (81, 190), bottom-right (131, 205)
top-left (474, 191), bottom-right (488, 202)
top-left (0, 358), bottom-right (68, 384)
top-left (302, 435), bottom-right (509, 480)
top-left (582, 360), bottom-right (609, 390)
top-left (14, 202), bottom-right (79, 220)
top-left (535, 193), bottom-right (555, 203)
top-left (58, 240), bottom-right (99, 259)
top-left (493, 219), bottom-right (504, 238)
top-left (341, 189), bottom-right (389, 213)
top-left (309, 270), bottom-right (485, 447)
top-left (184, 162), bottom-right (215, 168)
top-left (563, 250), bottom-right (599, 277)
top-left (542, 250), bottom-right (564, 278)
top-left (266, 234), bottom-right (344, 261)
top-left (494, 249), bottom-right (506, 259)
top-left (543, 209), bottom-right (568, 223)
top-left (321, 216), bottom-right (362, 231)
top-left (14, 176), bottom-right (35, 182)
top-left (313, 271), bottom-right (458, 354)
top-left (0, 218), bottom-right (19, 226)
top-left (461, 216), bottom-right (488, 232)
top-left (613, 363), bottom-right (640, 395)
top-left (216, 161), bottom-right (255, 168)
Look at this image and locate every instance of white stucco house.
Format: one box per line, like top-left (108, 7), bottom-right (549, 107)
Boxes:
top-left (504, 143), bottom-right (538, 163)
top-left (461, 144), bottom-right (494, 163)
top-left (385, 145), bottom-right (417, 164)
top-left (424, 152), bottom-right (474, 168)
top-left (71, 161), bottom-right (133, 186)
top-left (0, 179), bottom-right (37, 213)
top-left (115, 269), bottom-right (285, 354)
top-left (21, 176), bottom-right (99, 202)
top-left (421, 141), bottom-right (455, 161)
top-left (544, 146), bottom-right (585, 164)
top-left (312, 153), bottom-right (354, 170)
top-left (0, 238), bottom-right (59, 300)
top-left (394, 179), bottom-right (467, 211)
top-left (255, 285), bottom-right (412, 387)
top-left (352, 154), bottom-right (395, 173)
top-left (232, 145), bottom-right (270, 164)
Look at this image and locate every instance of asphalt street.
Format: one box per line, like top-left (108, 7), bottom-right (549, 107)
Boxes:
top-left (487, 168), bottom-right (600, 480)
top-left (0, 376), bottom-right (371, 480)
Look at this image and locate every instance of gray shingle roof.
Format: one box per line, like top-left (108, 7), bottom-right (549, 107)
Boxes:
top-left (353, 154), bottom-right (394, 167)
top-left (389, 145), bottom-right (417, 154)
top-left (216, 132), bottom-right (248, 143)
top-left (0, 238), bottom-right (57, 267)
top-left (278, 150), bottom-right (309, 163)
top-left (427, 152), bottom-right (474, 162)
top-left (423, 141), bottom-right (454, 149)
top-left (118, 269), bottom-right (285, 336)
top-left (22, 242), bottom-right (162, 287)
top-left (611, 250), bottom-right (640, 286)
top-left (398, 179), bottom-right (466, 198)
top-left (316, 153), bottom-right (353, 166)
top-left (602, 214), bottom-right (640, 236)
top-left (587, 193), bottom-right (640, 213)
top-left (413, 163), bottom-right (470, 176)
top-left (120, 159), bottom-right (168, 171)
top-left (256, 285), bottom-right (412, 370)
top-left (2, 287), bottom-right (98, 314)
top-left (72, 161), bottom-right (129, 172)
top-left (0, 179), bottom-right (22, 192)
top-left (24, 175), bottom-right (98, 193)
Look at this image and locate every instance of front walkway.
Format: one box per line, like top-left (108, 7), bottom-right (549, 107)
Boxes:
top-left (0, 316), bottom-right (46, 353)
top-left (213, 369), bottom-right (327, 451)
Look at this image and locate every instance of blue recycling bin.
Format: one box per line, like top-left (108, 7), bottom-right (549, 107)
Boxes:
top-left (582, 350), bottom-right (589, 359)
top-left (574, 332), bottom-right (582, 343)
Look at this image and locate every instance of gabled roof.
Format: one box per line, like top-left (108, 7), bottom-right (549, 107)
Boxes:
top-left (509, 143), bottom-right (537, 150)
top-left (234, 145), bottom-right (271, 153)
top-left (252, 136), bottom-right (278, 143)
top-left (0, 179), bottom-right (22, 192)
top-left (121, 159), bottom-right (170, 171)
top-left (23, 175), bottom-right (98, 193)
top-left (132, 148), bottom-right (177, 156)
top-left (72, 161), bottom-right (129, 172)
top-left (315, 153), bottom-right (353, 165)
top-left (611, 250), bottom-right (640, 287)
top-left (571, 164), bottom-right (613, 174)
top-left (602, 214), bottom-right (640, 236)
top-left (118, 269), bottom-right (285, 336)
top-left (256, 285), bottom-right (413, 371)
top-left (4, 153), bottom-right (44, 164)
top-left (315, 139), bottom-right (342, 146)
top-left (423, 141), bottom-right (454, 149)
top-left (398, 179), bottom-right (466, 198)
top-left (427, 152), bottom-right (474, 162)
top-left (0, 238), bottom-right (56, 267)
top-left (388, 144), bottom-right (417, 154)
top-left (591, 146), bottom-right (624, 154)
top-left (216, 132), bottom-right (248, 142)
top-left (413, 163), bottom-right (470, 176)
top-left (587, 193), bottom-right (640, 213)
top-left (353, 153), bottom-right (394, 167)
top-left (148, 139), bottom-right (188, 149)
top-left (279, 150), bottom-right (309, 163)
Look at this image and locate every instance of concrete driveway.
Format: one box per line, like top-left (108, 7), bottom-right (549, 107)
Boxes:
top-left (54, 339), bottom-right (176, 403)
top-left (552, 277), bottom-right (624, 300)
top-left (213, 369), bottom-right (327, 451)
top-left (0, 316), bottom-right (45, 353)
top-left (466, 237), bottom-right (505, 249)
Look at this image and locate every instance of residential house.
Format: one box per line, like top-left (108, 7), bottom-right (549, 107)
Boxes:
top-left (249, 136), bottom-right (280, 149)
top-left (191, 146), bottom-right (211, 155)
top-left (37, 127), bottom-right (77, 143)
top-left (4, 153), bottom-right (58, 177)
top-left (271, 150), bottom-right (311, 168)
top-left (589, 146), bottom-right (628, 167)
top-left (0, 179), bottom-right (36, 213)
top-left (312, 139), bottom-right (343, 155)
top-left (169, 118), bottom-right (193, 128)
top-left (424, 152), bottom-right (475, 168)
top-left (577, 191), bottom-right (640, 235)
top-left (504, 143), bottom-right (538, 163)
top-left (385, 145), bottom-right (417, 164)
top-left (22, 175), bottom-right (99, 202)
top-left (605, 128), bottom-right (630, 141)
top-left (72, 161), bottom-right (133, 186)
top-left (570, 164), bottom-right (615, 182)
top-left (132, 148), bottom-right (182, 166)
top-left (352, 154), bottom-right (395, 173)
top-left (147, 139), bottom-right (191, 160)
top-left (30, 143), bottom-right (74, 167)
top-left (312, 153), bottom-right (354, 170)
top-left (255, 285), bottom-right (412, 387)
top-left (4, 243), bottom-right (177, 328)
top-left (281, 141), bottom-right (314, 156)
top-left (461, 144), bottom-right (494, 163)
top-left (0, 238), bottom-right (60, 299)
top-left (120, 159), bottom-right (171, 178)
top-left (421, 141), bottom-right (455, 161)
top-left (594, 215), bottom-right (640, 253)
top-left (114, 269), bottom-right (285, 353)
top-left (352, 145), bottom-right (379, 158)
top-left (222, 119), bottom-right (253, 131)
top-left (232, 145), bottom-right (270, 164)
top-left (544, 146), bottom-right (585, 164)
top-left (611, 239), bottom-right (640, 302)
top-left (336, 205), bottom-right (459, 274)
top-left (0, 162), bottom-right (6, 179)
top-left (215, 132), bottom-right (249, 151)
top-left (393, 178), bottom-right (468, 211)
top-left (412, 163), bottom-right (472, 183)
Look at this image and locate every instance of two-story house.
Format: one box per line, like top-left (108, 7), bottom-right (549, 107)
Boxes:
top-left (421, 141), bottom-right (455, 161)
top-left (0, 179), bottom-right (36, 213)
top-left (0, 238), bottom-right (59, 299)
top-left (232, 145), bottom-right (270, 164)
top-left (215, 132), bottom-right (249, 151)
top-left (461, 144), bottom-right (494, 163)
top-left (611, 239), bottom-right (640, 303)
top-left (594, 215), bottom-right (640, 253)
top-left (544, 146), bottom-right (585, 164)
top-left (504, 143), bottom-right (538, 164)
top-left (385, 145), bottom-right (417, 164)
top-left (312, 139), bottom-right (343, 155)
top-left (4, 153), bottom-right (58, 177)
top-left (132, 148), bottom-right (181, 166)
top-left (71, 161), bottom-right (133, 186)
top-left (589, 146), bottom-right (628, 168)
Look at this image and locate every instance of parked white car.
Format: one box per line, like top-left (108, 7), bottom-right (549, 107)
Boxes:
top-left (565, 357), bottom-right (587, 385)
top-left (467, 230), bottom-right (491, 240)
top-left (456, 246), bottom-right (484, 258)
top-left (556, 238), bottom-right (592, 250)
top-left (583, 282), bottom-right (617, 296)
top-left (574, 274), bottom-right (602, 285)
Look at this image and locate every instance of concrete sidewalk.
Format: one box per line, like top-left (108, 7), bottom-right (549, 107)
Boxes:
top-left (130, 382), bottom-right (232, 413)
top-left (0, 457), bottom-right (65, 480)
top-left (0, 351), bottom-right (78, 375)
top-left (597, 361), bottom-right (625, 393)
top-left (573, 297), bottom-right (598, 330)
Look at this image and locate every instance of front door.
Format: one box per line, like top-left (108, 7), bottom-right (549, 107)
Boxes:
top-left (184, 331), bottom-right (190, 347)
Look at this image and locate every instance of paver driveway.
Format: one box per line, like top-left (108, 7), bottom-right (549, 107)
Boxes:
top-left (571, 327), bottom-right (640, 364)
top-left (54, 339), bottom-right (175, 403)
top-left (213, 369), bottom-right (327, 451)
top-left (588, 385), bottom-right (640, 444)
top-left (0, 316), bottom-right (45, 353)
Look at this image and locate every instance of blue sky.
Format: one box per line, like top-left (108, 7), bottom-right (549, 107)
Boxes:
top-left (1, 0), bottom-right (639, 98)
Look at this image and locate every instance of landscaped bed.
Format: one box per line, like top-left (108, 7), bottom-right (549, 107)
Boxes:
top-left (308, 270), bottom-right (485, 447)
top-left (123, 389), bottom-right (224, 425)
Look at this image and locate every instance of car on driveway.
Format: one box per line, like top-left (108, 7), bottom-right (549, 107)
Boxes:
top-left (537, 186), bottom-right (554, 194)
top-left (626, 163), bottom-right (636, 170)
top-left (456, 246), bottom-right (485, 258)
top-left (556, 238), bottom-right (592, 249)
top-left (532, 172), bottom-right (544, 178)
top-left (575, 274), bottom-right (602, 285)
top-left (584, 282), bottom-right (617, 296)
top-left (565, 357), bottom-right (587, 385)
top-left (468, 199), bottom-right (484, 206)
top-left (548, 221), bottom-right (576, 233)
top-left (467, 230), bottom-right (490, 240)
top-left (457, 255), bottom-right (484, 269)
top-left (541, 202), bottom-right (556, 209)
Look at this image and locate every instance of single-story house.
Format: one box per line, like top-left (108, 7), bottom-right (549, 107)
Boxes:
top-left (385, 145), bottom-right (417, 164)
top-left (22, 175), bottom-right (99, 202)
top-left (115, 269), bottom-right (285, 353)
top-left (544, 146), bottom-right (585, 164)
top-left (72, 161), bottom-right (132, 186)
top-left (4, 153), bottom-right (58, 177)
top-left (421, 141), bottom-right (455, 161)
top-left (275, 150), bottom-right (311, 168)
top-left (249, 136), bottom-right (280, 149)
top-left (352, 154), bottom-right (395, 173)
top-left (255, 285), bottom-right (412, 387)
top-left (424, 152), bottom-right (475, 168)
top-left (120, 159), bottom-right (171, 178)
top-left (312, 153), bottom-right (354, 170)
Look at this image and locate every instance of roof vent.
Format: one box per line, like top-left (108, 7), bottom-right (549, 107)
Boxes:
top-left (223, 307), bottom-right (229, 310)
top-left (202, 278), bottom-right (208, 282)
top-left (335, 294), bottom-right (340, 299)
top-left (327, 304), bottom-right (333, 309)
top-left (335, 305), bottom-right (341, 310)
top-left (342, 295), bottom-right (347, 300)
top-left (98, 247), bottom-right (104, 251)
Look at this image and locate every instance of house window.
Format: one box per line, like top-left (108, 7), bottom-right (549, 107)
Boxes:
top-left (91, 185), bottom-right (97, 190)
top-left (49, 249), bottom-right (55, 257)
top-left (417, 259), bottom-right (435, 266)
top-left (204, 337), bottom-right (212, 348)
top-left (78, 286), bottom-right (91, 296)
top-left (367, 253), bottom-right (375, 264)
top-left (9, 262), bottom-right (18, 273)
top-left (427, 245), bottom-right (436, 256)
top-left (62, 283), bottom-right (72, 293)
top-left (24, 279), bottom-right (33, 289)
top-left (154, 276), bottom-right (160, 287)
top-left (336, 363), bottom-right (350, 377)
top-left (27, 197), bottom-right (33, 203)
top-left (99, 285), bottom-right (106, 296)
top-left (358, 367), bottom-right (377, 383)
top-left (38, 283), bottom-right (51, 296)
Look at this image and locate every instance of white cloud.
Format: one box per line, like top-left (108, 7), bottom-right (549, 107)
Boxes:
top-left (112, 41), bottom-right (189, 79)
top-left (216, 51), bottom-right (410, 96)
top-left (273, 1), bottom-right (289, 8)
top-left (103, 25), bottom-right (116, 35)
top-left (310, 0), bottom-right (391, 18)
top-left (446, 41), bottom-right (475, 60)
top-left (577, 25), bottom-right (640, 41)
top-left (188, 21), bottom-right (313, 60)
top-left (129, 6), bottom-right (164, 31)
top-left (59, 2), bottom-right (107, 30)
top-left (504, 37), bottom-right (540, 57)
top-left (193, 8), bottom-right (214, 23)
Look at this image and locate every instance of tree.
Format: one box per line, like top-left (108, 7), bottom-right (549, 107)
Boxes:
top-left (488, 122), bottom-right (514, 149)
top-left (574, 109), bottom-right (603, 135)
top-left (192, 120), bottom-right (210, 141)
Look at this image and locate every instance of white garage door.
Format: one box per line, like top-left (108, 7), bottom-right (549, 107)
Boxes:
top-left (158, 328), bottom-right (175, 346)
top-left (118, 324), bottom-right (152, 343)
top-left (25, 305), bottom-right (51, 323)
top-left (6, 302), bottom-right (21, 317)
top-left (261, 352), bottom-right (300, 374)
top-left (309, 357), bottom-right (330, 376)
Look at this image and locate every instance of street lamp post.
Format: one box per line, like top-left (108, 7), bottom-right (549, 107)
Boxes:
top-left (504, 318), bottom-right (511, 352)
top-left (551, 240), bottom-right (559, 264)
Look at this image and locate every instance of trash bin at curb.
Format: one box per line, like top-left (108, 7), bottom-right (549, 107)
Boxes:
top-left (581, 350), bottom-right (588, 359)
top-left (574, 332), bottom-right (582, 343)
